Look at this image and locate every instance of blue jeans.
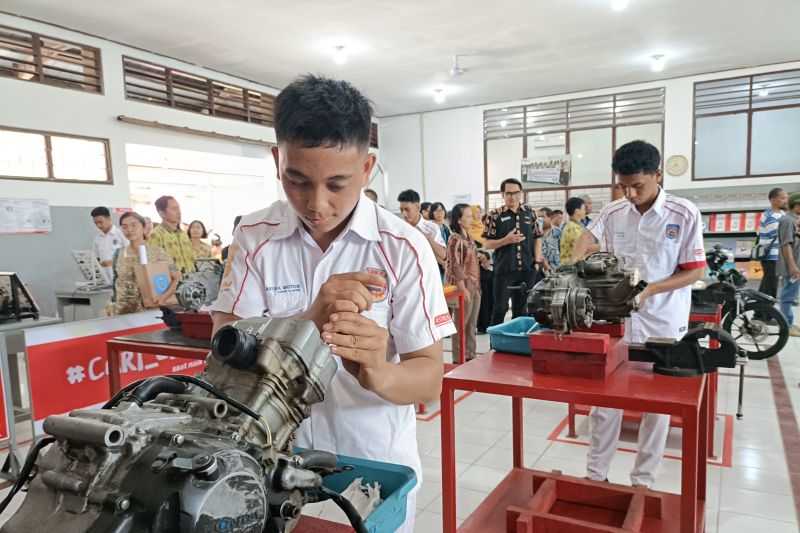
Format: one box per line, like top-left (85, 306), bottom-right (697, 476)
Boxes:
top-left (779, 277), bottom-right (800, 326)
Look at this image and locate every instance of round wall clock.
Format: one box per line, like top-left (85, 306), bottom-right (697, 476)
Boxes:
top-left (666, 155), bottom-right (689, 176)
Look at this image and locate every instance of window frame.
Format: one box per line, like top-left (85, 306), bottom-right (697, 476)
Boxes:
top-left (0, 125), bottom-right (113, 185)
top-left (691, 68), bottom-right (800, 181)
top-left (483, 88), bottom-right (665, 208)
top-left (0, 24), bottom-right (104, 94)
top-left (122, 55), bottom-right (275, 127)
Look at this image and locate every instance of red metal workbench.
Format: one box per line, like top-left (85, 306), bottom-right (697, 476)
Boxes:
top-left (107, 329), bottom-right (210, 396)
top-left (440, 353), bottom-right (709, 533)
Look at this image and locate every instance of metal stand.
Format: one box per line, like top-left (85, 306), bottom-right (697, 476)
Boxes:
top-left (736, 359), bottom-right (746, 420)
top-left (0, 332), bottom-right (22, 480)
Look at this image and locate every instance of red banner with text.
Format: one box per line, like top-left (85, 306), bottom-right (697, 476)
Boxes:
top-left (27, 324), bottom-right (206, 426)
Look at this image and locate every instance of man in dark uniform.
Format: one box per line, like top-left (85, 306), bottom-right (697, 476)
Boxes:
top-left (483, 178), bottom-right (543, 325)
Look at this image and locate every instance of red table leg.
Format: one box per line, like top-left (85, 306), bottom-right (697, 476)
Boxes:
top-left (698, 378), bottom-right (709, 503)
top-left (567, 403), bottom-right (578, 438)
top-left (108, 345), bottom-right (121, 397)
top-left (440, 380), bottom-right (457, 533)
top-left (512, 396), bottom-right (524, 468)
top-left (457, 292), bottom-right (466, 364)
top-left (681, 386), bottom-right (702, 532)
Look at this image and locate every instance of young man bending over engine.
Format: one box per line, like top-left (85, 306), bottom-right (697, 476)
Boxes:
top-left (572, 140), bottom-right (706, 488)
top-left (210, 75), bottom-right (454, 532)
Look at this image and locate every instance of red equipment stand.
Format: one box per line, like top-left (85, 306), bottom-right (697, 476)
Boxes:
top-left (107, 329), bottom-right (210, 396)
top-left (440, 354), bottom-right (709, 532)
top-left (566, 306), bottom-right (723, 459)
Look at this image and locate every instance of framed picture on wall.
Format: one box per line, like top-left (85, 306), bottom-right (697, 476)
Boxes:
top-left (521, 154), bottom-right (571, 186)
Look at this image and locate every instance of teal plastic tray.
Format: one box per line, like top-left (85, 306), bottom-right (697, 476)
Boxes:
top-left (487, 316), bottom-right (543, 355)
top-left (322, 453), bottom-right (417, 533)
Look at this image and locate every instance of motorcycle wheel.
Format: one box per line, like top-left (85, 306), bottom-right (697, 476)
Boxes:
top-left (722, 302), bottom-right (789, 360)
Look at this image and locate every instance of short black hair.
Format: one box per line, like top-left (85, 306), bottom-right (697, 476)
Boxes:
top-left (768, 187), bottom-right (785, 200)
top-left (430, 202), bottom-right (447, 217)
top-left (539, 207), bottom-right (553, 217)
top-left (420, 202), bottom-right (432, 212)
top-left (450, 203), bottom-right (470, 236)
top-left (274, 74), bottom-right (373, 149)
top-left (187, 220), bottom-right (208, 239)
top-left (91, 206), bottom-right (110, 218)
top-left (500, 178), bottom-right (523, 193)
top-left (398, 189), bottom-right (420, 203)
top-left (552, 209), bottom-right (564, 216)
top-left (565, 197), bottom-right (585, 217)
top-left (155, 195), bottom-right (176, 213)
top-left (612, 140), bottom-right (661, 175)
top-left (119, 211), bottom-right (146, 228)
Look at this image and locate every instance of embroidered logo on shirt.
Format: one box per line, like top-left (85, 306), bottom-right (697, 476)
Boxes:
top-left (665, 224), bottom-right (680, 240)
top-left (364, 267), bottom-right (388, 301)
top-left (434, 313), bottom-right (453, 327)
top-left (266, 284), bottom-right (302, 295)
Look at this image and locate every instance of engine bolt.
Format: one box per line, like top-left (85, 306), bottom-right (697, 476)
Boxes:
top-left (116, 498), bottom-right (130, 512)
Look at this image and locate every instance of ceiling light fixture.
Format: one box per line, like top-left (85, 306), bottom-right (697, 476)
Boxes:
top-left (611, 0), bottom-right (630, 11)
top-left (433, 88), bottom-right (446, 104)
top-left (450, 55), bottom-right (466, 77)
top-left (500, 119), bottom-right (508, 128)
top-left (650, 54), bottom-right (666, 73)
top-left (758, 88), bottom-right (770, 97)
top-left (333, 45), bottom-right (348, 65)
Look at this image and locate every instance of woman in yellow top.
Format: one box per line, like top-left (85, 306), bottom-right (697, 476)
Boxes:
top-left (560, 197), bottom-right (588, 265)
top-left (111, 212), bottom-right (180, 315)
top-left (188, 220), bottom-right (213, 260)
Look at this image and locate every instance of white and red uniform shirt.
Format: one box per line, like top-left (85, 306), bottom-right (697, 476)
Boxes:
top-left (211, 194), bottom-right (455, 483)
top-left (414, 215), bottom-right (446, 246)
top-left (588, 188), bottom-right (705, 343)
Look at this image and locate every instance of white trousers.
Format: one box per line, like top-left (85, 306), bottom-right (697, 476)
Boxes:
top-left (586, 407), bottom-right (671, 488)
top-left (395, 491), bottom-right (416, 533)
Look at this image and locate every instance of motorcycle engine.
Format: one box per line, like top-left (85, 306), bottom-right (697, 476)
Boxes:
top-left (175, 259), bottom-right (224, 311)
top-left (527, 253), bottom-right (647, 332)
top-left (1, 317), bottom-right (341, 533)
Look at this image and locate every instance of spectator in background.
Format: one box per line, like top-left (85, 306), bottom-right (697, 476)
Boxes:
top-left (210, 233), bottom-right (223, 260)
top-left (187, 220), bottom-right (213, 260)
top-left (91, 206), bottom-right (128, 284)
top-left (143, 217), bottom-right (154, 239)
top-left (364, 188), bottom-right (379, 203)
top-left (421, 202), bottom-right (432, 220)
top-left (560, 197), bottom-right (587, 265)
top-left (477, 251), bottom-right (494, 333)
top-left (468, 205), bottom-right (486, 245)
top-left (483, 178), bottom-right (543, 324)
top-left (611, 182), bottom-right (626, 201)
top-left (222, 215), bottom-right (243, 262)
top-left (757, 188), bottom-right (788, 302)
top-left (580, 194), bottom-right (593, 227)
top-left (430, 202), bottom-right (452, 245)
top-left (551, 209), bottom-right (564, 229)
top-left (446, 204), bottom-right (482, 361)
top-left (777, 192), bottom-right (800, 336)
top-left (397, 190), bottom-right (446, 265)
top-left (540, 207), bottom-right (561, 271)
top-left (111, 211), bottom-right (180, 315)
top-left (149, 196), bottom-right (196, 274)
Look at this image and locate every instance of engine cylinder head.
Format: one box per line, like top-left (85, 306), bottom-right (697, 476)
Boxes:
top-left (212, 325), bottom-right (258, 369)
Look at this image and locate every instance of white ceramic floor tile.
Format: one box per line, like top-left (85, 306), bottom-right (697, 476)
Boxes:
top-left (719, 486), bottom-right (798, 524)
top-left (420, 453), bottom-right (471, 483)
top-left (717, 511), bottom-right (798, 533)
top-left (413, 510), bottom-right (444, 533)
top-left (426, 486), bottom-right (489, 520)
top-left (416, 480), bottom-right (442, 510)
top-left (457, 464), bottom-right (511, 492)
top-left (474, 440), bottom-right (551, 471)
top-left (721, 465), bottom-right (794, 495)
top-left (732, 446), bottom-right (790, 475)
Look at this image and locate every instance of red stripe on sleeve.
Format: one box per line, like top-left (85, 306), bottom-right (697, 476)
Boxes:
top-left (679, 260), bottom-right (706, 270)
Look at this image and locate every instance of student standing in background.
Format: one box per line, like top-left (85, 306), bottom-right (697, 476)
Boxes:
top-left (188, 220), bottom-right (213, 260)
top-left (777, 192), bottom-right (800, 336)
top-left (91, 206), bottom-right (128, 284)
top-left (560, 197), bottom-right (587, 265)
top-left (758, 188), bottom-right (788, 301)
top-left (149, 196), bottom-right (196, 274)
top-left (446, 204), bottom-right (481, 361)
top-left (430, 202), bottom-right (452, 245)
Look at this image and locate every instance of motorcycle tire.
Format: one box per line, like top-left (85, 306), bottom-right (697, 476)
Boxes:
top-left (722, 302), bottom-right (789, 360)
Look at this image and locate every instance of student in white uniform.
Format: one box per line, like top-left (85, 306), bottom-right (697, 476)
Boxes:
top-left (91, 206), bottom-right (128, 284)
top-left (573, 140), bottom-right (706, 488)
top-left (397, 189), bottom-right (447, 265)
top-left (210, 75), bottom-right (456, 532)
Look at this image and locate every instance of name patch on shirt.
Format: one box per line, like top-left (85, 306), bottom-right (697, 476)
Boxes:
top-left (500, 216), bottom-right (511, 222)
top-left (614, 231), bottom-right (625, 239)
top-left (266, 284), bottom-right (302, 295)
top-left (665, 224), bottom-right (680, 240)
top-left (434, 313), bottom-right (453, 327)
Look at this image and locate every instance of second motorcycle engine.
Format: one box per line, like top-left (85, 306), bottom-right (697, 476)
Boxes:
top-left (1, 317), bottom-right (340, 533)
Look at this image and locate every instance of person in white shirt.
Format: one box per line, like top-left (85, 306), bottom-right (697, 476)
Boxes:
top-left (91, 206), bottom-right (128, 284)
top-left (573, 141), bottom-right (706, 488)
top-left (397, 189), bottom-right (447, 265)
top-left (210, 75), bottom-right (455, 533)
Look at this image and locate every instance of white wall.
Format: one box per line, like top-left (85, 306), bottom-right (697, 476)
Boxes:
top-left (379, 60), bottom-right (800, 210)
top-left (0, 13), bottom-right (278, 208)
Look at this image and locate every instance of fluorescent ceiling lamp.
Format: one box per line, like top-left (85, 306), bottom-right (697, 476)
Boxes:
top-left (333, 45), bottom-right (347, 65)
top-left (758, 88), bottom-right (770, 97)
top-left (611, 0), bottom-right (630, 11)
top-left (650, 54), bottom-right (666, 72)
top-left (433, 89), bottom-right (446, 104)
